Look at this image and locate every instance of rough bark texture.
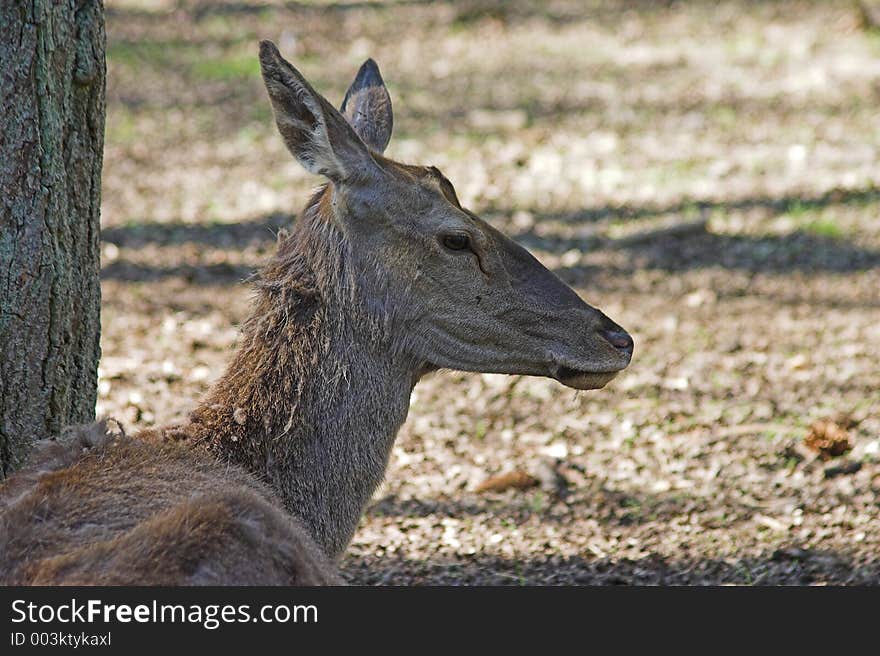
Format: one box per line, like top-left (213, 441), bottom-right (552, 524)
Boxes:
top-left (0, 1), bottom-right (105, 477)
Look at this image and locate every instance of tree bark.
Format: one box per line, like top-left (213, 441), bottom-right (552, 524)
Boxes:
top-left (0, 1), bottom-right (105, 477)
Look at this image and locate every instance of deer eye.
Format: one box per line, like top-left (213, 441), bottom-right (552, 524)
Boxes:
top-left (441, 233), bottom-right (470, 252)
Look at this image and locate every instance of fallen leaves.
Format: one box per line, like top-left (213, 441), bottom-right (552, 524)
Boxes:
top-left (803, 416), bottom-right (856, 461)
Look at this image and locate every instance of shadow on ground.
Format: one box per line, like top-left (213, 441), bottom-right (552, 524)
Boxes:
top-left (108, 0), bottom-right (694, 24)
top-left (341, 550), bottom-right (879, 585)
top-left (555, 230), bottom-right (880, 277)
top-left (367, 490), bottom-right (762, 530)
top-left (100, 185), bottom-right (880, 284)
top-left (499, 185), bottom-right (880, 229)
top-left (102, 213), bottom-right (291, 249)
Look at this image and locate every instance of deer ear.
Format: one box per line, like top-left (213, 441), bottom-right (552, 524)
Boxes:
top-left (258, 41), bottom-right (377, 183)
top-left (340, 59), bottom-right (393, 154)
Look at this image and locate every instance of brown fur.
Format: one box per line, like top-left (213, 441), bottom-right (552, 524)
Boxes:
top-left (0, 422), bottom-right (340, 585)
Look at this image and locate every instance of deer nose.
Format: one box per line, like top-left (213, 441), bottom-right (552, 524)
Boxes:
top-left (600, 329), bottom-right (634, 354)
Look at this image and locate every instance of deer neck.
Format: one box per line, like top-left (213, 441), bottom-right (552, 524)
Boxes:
top-left (188, 191), bottom-right (420, 559)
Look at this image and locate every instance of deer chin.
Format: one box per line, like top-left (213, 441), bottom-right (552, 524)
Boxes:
top-left (553, 366), bottom-right (620, 391)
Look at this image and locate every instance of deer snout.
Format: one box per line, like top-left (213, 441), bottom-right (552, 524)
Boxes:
top-left (591, 313), bottom-right (634, 368)
top-left (599, 329), bottom-right (634, 355)
top-left (549, 312), bottom-right (633, 391)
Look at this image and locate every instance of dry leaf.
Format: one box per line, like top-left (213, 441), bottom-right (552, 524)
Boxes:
top-left (804, 418), bottom-right (853, 460)
top-left (474, 470), bottom-right (538, 493)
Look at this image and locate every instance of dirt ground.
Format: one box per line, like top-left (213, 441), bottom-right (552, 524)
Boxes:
top-left (98, 0), bottom-right (880, 584)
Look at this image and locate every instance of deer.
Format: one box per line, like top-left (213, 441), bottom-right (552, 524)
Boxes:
top-left (0, 42), bottom-right (634, 585)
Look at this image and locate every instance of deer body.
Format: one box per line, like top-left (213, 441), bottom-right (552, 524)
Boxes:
top-left (0, 43), bottom-right (633, 585)
top-left (0, 425), bottom-right (342, 584)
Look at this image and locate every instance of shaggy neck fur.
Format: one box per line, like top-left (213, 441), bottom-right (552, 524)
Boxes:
top-left (178, 186), bottom-right (420, 559)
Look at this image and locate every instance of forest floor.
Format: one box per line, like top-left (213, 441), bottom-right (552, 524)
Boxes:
top-left (99, 0), bottom-right (880, 584)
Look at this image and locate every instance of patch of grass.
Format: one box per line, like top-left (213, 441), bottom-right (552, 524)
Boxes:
top-left (618, 497), bottom-right (643, 523)
top-left (106, 111), bottom-right (139, 145)
top-left (268, 174), bottom-right (289, 192)
top-left (786, 200), bottom-right (811, 218)
top-left (669, 159), bottom-right (701, 180)
top-left (191, 53), bottom-right (262, 81)
top-left (802, 217), bottom-right (844, 240)
top-left (109, 40), bottom-right (262, 83)
top-left (528, 491), bottom-right (546, 514)
top-left (681, 201), bottom-right (703, 221)
top-left (108, 41), bottom-right (183, 69)
top-left (451, 5), bottom-right (508, 30)
top-left (865, 29), bottom-right (880, 54)
top-left (781, 201), bottom-right (847, 240)
top-left (234, 124), bottom-right (263, 145)
top-left (244, 104), bottom-right (272, 129)
top-left (709, 105), bottom-right (737, 129)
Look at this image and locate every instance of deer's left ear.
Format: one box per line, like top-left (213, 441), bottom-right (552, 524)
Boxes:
top-left (340, 59), bottom-right (393, 154)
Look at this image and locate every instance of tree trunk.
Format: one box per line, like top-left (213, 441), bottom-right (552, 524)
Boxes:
top-left (0, 1), bottom-right (105, 477)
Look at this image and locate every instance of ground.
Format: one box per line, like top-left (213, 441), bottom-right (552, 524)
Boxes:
top-left (98, 0), bottom-right (880, 584)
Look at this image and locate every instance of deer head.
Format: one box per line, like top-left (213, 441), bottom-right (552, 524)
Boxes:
top-left (258, 41), bottom-right (632, 390)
